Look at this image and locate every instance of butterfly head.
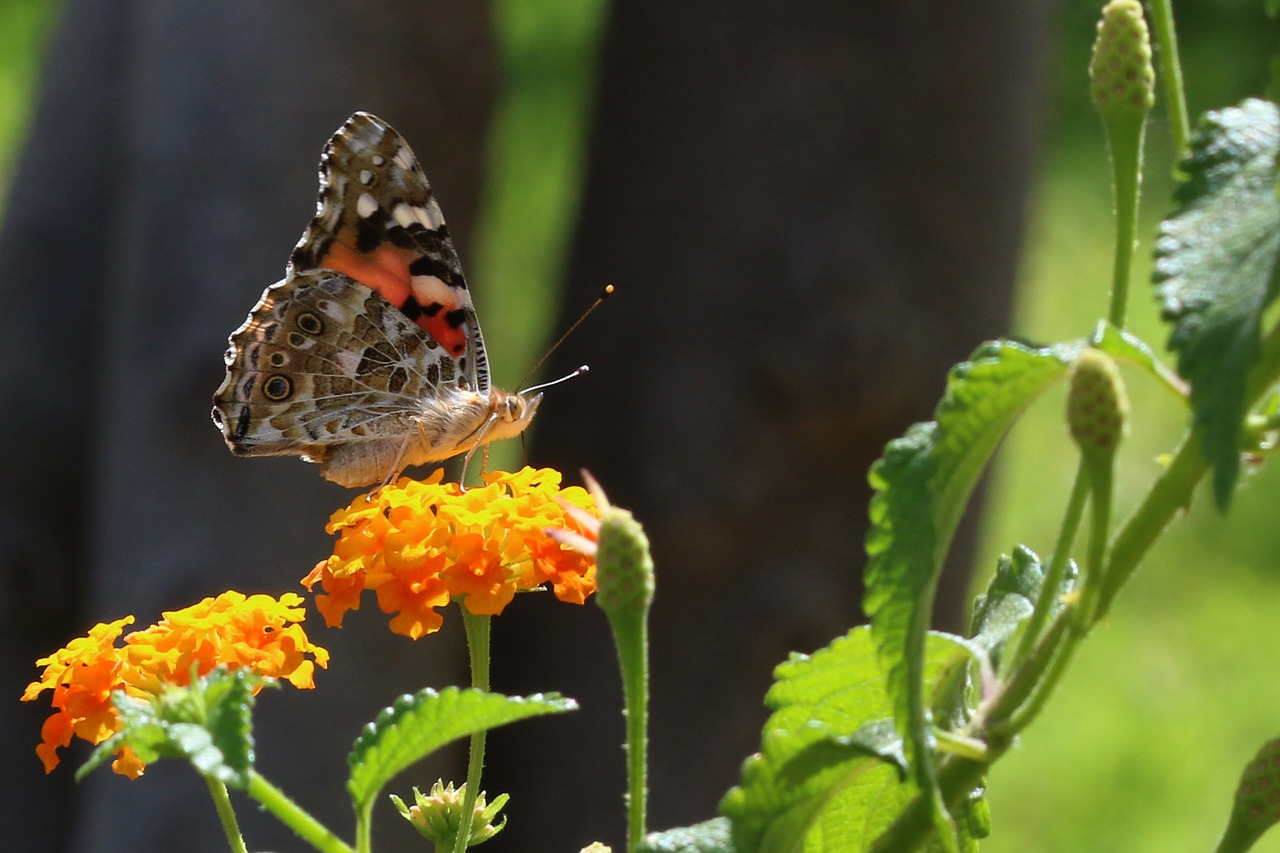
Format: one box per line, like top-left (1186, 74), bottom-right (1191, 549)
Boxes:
top-left (487, 389), bottom-right (542, 443)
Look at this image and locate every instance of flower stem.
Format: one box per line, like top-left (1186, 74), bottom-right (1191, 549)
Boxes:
top-left (454, 607), bottom-right (492, 853)
top-left (245, 770), bottom-right (354, 853)
top-left (1009, 465), bottom-right (1088, 670)
top-left (607, 603), bottom-right (649, 851)
top-left (1146, 0), bottom-right (1191, 159)
top-left (1075, 453), bottom-right (1115, 629)
top-left (1105, 115), bottom-right (1143, 329)
top-left (205, 776), bottom-right (248, 853)
top-left (591, 505), bottom-right (654, 852)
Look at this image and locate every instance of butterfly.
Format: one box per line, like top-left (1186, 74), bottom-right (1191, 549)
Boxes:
top-left (212, 112), bottom-right (539, 487)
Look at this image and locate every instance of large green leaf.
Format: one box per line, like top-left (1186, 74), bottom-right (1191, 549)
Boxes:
top-left (719, 627), bottom-right (978, 852)
top-left (1153, 97), bottom-right (1280, 507)
top-left (346, 688), bottom-right (575, 816)
top-left (862, 339), bottom-right (1075, 841)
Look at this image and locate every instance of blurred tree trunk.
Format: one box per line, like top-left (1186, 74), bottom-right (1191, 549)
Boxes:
top-left (491, 1), bottom-right (1051, 848)
top-left (0, 3), bottom-right (491, 852)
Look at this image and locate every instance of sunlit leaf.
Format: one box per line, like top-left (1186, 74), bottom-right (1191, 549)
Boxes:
top-left (346, 688), bottom-right (575, 816)
top-left (1153, 98), bottom-right (1280, 507)
top-left (720, 627), bottom-right (980, 852)
top-left (862, 340), bottom-right (1075, 839)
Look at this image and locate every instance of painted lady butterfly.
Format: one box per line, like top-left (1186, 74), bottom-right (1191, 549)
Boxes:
top-left (212, 112), bottom-right (539, 487)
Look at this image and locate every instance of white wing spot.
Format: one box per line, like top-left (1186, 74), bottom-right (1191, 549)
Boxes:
top-left (393, 147), bottom-right (414, 171)
top-left (411, 274), bottom-right (453, 306)
top-left (356, 192), bottom-right (379, 219)
top-left (359, 169), bottom-right (374, 186)
top-left (393, 204), bottom-right (419, 229)
top-left (419, 203), bottom-right (445, 230)
top-left (371, 153), bottom-right (386, 166)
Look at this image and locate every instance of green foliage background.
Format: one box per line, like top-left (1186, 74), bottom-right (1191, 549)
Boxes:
top-left (3, 1), bottom-right (1280, 850)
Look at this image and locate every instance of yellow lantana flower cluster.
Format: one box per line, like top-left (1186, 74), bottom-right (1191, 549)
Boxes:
top-left (302, 467), bottom-right (598, 639)
top-left (22, 591), bottom-right (327, 778)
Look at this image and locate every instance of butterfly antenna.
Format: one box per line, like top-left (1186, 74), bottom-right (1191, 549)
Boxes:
top-left (519, 364), bottom-right (590, 396)
top-left (517, 284), bottom-right (615, 391)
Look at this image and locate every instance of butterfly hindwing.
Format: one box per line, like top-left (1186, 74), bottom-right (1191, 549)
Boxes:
top-left (212, 270), bottom-right (472, 481)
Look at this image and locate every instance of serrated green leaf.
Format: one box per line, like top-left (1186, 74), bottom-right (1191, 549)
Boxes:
top-left (861, 340), bottom-right (1075, 837)
top-left (1154, 98), bottom-right (1280, 507)
top-left (347, 688), bottom-right (575, 815)
top-left (638, 818), bottom-right (736, 853)
top-left (720, 627), bottom-right (978, 853)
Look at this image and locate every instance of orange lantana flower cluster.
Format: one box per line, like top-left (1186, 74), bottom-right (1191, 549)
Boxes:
top-left (302, 467), bottom-right (599, 639)
top-left (22, 591), bottom-right (327, 778)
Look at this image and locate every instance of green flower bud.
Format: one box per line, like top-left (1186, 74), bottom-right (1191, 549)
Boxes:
top-left (1090, 0), bottom-right (1156, 118)
top-left (391, 781), bottom-right (507, 847)
top-left (596, 508), bottom-right (655, 616)
top-left (1067, 349), bottom-right (1129, 461)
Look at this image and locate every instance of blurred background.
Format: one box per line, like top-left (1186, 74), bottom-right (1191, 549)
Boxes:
top-left (1, 1), bottom-right (1279, 851)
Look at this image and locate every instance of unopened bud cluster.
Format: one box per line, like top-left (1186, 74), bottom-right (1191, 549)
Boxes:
top-left (595, 508), bottom-right (655, 615)
top-left (392, 781), bottom-right (507, 846)
top-left (1067, 349), bottom-right (1129, 461)
top-left (1089, 0), bottom-right (1155, 118)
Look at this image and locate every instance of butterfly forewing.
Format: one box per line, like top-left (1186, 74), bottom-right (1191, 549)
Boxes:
top-left (289, 111), bottom-right (489, 394)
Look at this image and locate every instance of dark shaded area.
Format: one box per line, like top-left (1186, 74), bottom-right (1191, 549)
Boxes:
top-left (491, 1), bottom-right (1049, 849)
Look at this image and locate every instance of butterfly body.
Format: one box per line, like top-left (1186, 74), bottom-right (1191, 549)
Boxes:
top-left (213, 112), bottom-right (536, 487)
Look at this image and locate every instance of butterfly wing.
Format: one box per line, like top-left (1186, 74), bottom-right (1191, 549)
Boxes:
top-left (212, 269), bottom-right (477, 487)
top-left (289, 111), bottom-right (490, 394)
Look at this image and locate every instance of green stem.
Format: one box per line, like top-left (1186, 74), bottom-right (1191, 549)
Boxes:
top-left (1146, 0), bottom-right (1191, 159)
top-left (1010, 465), bottom-right (1089, 669)
top-left (205, 776), bottom-right (248, 853)
top-left (1215, 811), bottom-right (1267, 853)
top-left (1076, 457), bottom-right (1114, 629)
top-left (994, 611), bottom-right (1082, 734)
top-left (1105, 115), bottom-right (1144, 328)
top-left (868, 742), bottom-right (1009, 853)
top-left (454, 608), bottom-right (492, 853)
top-left (246, 770), bottom-right (354, 853)
top-left (1094, 429), bottom-right (1205, 619)
top-left (983, 604), bottom-right (1075, 732)
top-left (606, 604), bottom-right (650, 851)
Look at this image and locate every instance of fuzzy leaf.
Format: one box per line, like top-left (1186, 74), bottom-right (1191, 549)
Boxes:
top-left (969, 546), bottom-right (1076, 677)
top-left (1154, 98), bottom-right (1280, 507)
top-left (720, 627), bottom-right (980, 852)
top-left (638, 818), bottom-right (736, 852)
top-left (862, 340), bottom-right (1075, 836)
top-left (347, 688), bottom-right (575, 815)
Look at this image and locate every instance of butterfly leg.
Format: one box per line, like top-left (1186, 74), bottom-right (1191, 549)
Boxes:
top-left (458, 411), bottom-right (502, 490)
